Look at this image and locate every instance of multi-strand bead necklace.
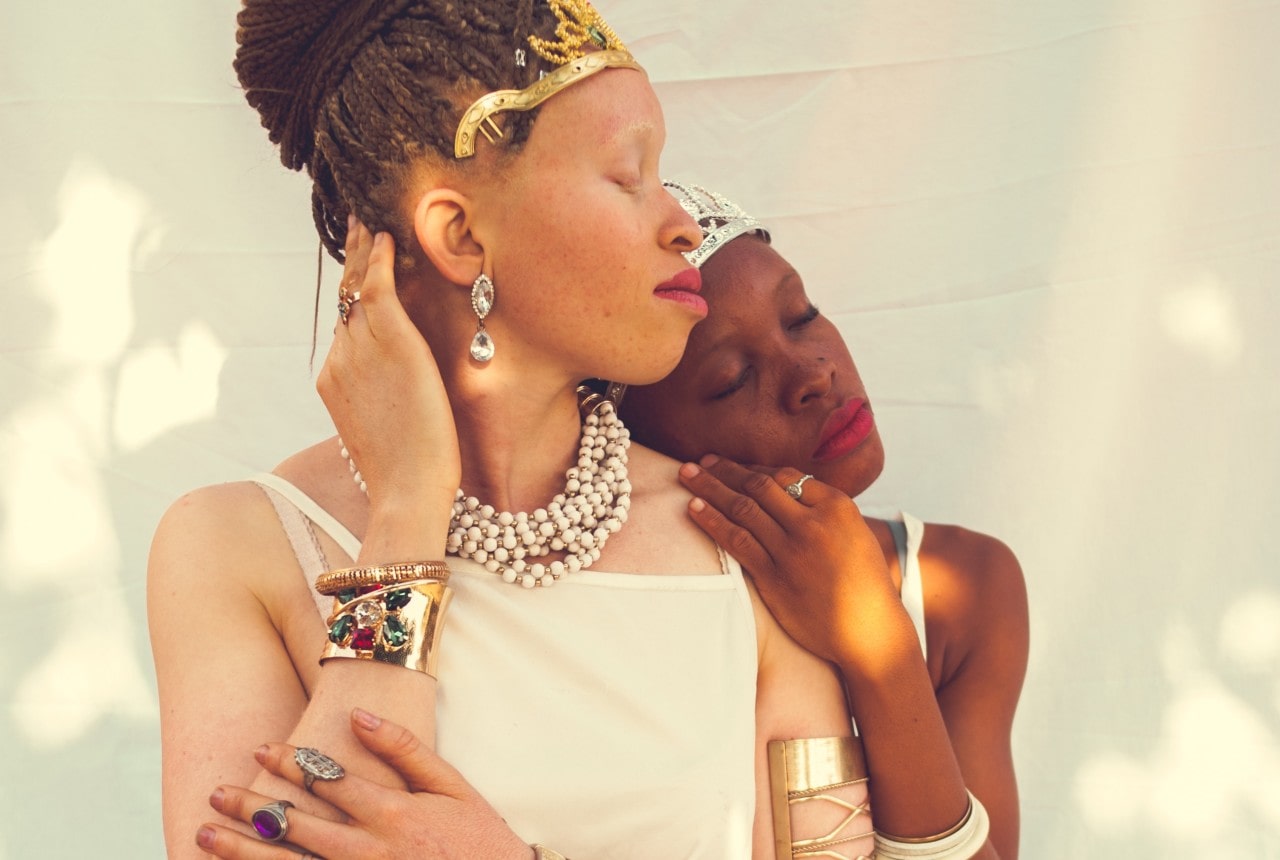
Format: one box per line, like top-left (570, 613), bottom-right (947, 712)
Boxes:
top-left (340, 401), bottom-right (631, 588)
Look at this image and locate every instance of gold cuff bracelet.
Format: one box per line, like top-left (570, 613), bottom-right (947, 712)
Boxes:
top-left (768, 735), bottom-right (872, 859)
top-left (321, 578), bottom-right (452, 678)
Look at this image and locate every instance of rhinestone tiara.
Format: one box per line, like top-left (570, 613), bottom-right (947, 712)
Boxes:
top-left (663, 181), bottom-right (771, 269)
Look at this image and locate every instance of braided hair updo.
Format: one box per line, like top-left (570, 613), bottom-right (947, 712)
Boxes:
top-left (235, 0), bottom-right (547, 263)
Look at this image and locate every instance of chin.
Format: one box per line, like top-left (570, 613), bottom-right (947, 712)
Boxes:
top-left (817, 436), bottom-right (886, 498)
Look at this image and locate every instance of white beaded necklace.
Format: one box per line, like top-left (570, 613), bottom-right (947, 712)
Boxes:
top-left (340, 401), bottom-right (631, 588)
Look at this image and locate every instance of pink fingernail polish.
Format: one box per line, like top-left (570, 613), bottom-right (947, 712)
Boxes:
top-left (197, 826), bottom-right (216, 849)
top-left (679, 462), bottom-right (700, 478)
top-left (209, 787), bottom-right (224, 810)
top-left (700, 453), bottom-right (720, 466)
top-left (254, 744), bottom-right (269, 764)
top-left (690, 498), bottom-right (706, 513)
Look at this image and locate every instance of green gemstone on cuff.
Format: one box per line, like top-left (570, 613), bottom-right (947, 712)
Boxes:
top-left (329, 614), bottom-right (355, 645)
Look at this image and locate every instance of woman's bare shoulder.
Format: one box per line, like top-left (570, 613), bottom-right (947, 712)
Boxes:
top-left (599, 443), bottom-right (723, 574)
top-left (916, 522), bottom-right (1028, 687)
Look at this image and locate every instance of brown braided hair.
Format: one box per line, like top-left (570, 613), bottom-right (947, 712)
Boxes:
top-left (234, 0), bottom-right (546, 264)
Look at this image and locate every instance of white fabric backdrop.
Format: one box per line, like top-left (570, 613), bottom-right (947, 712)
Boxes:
top-left (2, 1), bottom-right (1278, 857)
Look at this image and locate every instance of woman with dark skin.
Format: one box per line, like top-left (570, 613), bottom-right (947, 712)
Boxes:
top-left (619, 187), bottom-right (1030, 858)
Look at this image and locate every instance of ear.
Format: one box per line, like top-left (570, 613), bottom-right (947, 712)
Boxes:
top-left (412, 187), bottom-right (485, 286)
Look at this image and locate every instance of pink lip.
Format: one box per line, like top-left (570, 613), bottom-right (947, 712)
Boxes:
top-left (812, 399), bottom-right (875, 462)
top-left (654, 267), bottom-right (707, 316)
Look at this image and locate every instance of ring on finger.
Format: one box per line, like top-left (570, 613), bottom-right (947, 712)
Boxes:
top-left (337, 285), bottom-right (361, 326)
top-left (295, 747), bottom-right (346, 793)
top-left (784, 474), bottom-right (814, 500)
top-left (251, 799), bottom-right (293, 843)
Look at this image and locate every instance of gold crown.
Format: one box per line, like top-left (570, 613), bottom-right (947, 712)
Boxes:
top-left (453, 0), bottom-right (639, 159)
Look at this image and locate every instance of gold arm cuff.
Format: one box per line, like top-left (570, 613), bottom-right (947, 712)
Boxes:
top-left (321, 579), bottom-right (452, 678)
top-left (453, 49), bottom-right (643, 158)
top-left (768, 736), bottom-right (869, 860)
top-left (314, 561), bottom-right (450, 596)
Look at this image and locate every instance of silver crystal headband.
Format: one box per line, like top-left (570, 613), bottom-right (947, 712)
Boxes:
top-left (663, 181), bottom-right (770, 269)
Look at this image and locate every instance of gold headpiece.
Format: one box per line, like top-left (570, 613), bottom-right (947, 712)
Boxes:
top-left (453, 0), bottom-right (640, 159)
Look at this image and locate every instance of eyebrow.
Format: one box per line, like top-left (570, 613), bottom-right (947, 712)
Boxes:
top-left (698, 268), bottom-right (803, 358)
top-left (604, 119), bottom-right (655, 147)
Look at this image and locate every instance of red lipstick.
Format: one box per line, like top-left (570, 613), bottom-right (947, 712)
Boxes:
top-left (812, 399), bottom-right (875, 462)
top-left (654, 268), bottom-right (707, 316)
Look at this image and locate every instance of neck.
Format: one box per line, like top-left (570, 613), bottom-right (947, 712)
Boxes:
top-left (447, 366), bottom-right (586, 513)
top-left (402, 273), bottom-right (593, 513)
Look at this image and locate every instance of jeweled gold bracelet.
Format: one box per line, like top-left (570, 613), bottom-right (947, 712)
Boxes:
top-left (321, 579), bottom-right (452, 678)
top-left (768, 735), bottom-right (872, 859)
top-left (314, 561), bottom-right (450, 596)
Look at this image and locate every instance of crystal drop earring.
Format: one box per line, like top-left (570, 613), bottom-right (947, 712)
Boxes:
top-left (470, 273), bottom-right (495, 362)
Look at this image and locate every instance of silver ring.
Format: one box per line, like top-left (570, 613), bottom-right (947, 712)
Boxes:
top-left (784, 474), bottom-right (814, 500)
top-left (251, 799), bottom-right (293, 843)
top-left (295, 747), bottom-right (346, 793)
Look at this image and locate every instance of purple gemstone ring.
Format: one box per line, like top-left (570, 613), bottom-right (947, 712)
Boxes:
top-left (251, 799), bottom-right (293, 842)
top-left (295, 747), bottom-right (346, 793)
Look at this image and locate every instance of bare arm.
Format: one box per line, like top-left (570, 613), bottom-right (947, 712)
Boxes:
top-left (681, 458), bottom-right (1026, 859)
top-left (152, 226), bottom-right (467, 857)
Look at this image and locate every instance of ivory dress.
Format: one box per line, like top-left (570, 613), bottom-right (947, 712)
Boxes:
top-left (254, 473), bottom-right (758, 859)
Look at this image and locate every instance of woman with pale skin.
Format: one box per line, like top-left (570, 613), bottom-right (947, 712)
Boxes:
top-left (149, 3), bottom-right (874, 859)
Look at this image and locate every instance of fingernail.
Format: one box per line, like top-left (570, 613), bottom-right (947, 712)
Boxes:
top-left (347, 213), bottom-right (355, 232)
top-left (197, 827), bottom-right (216, 849)
top-left (353, 707), bottom-right (381, 730)
top-left (208, 787), bottom-right (224, 810)
top-left (699, 453), bottom-right (720, 466)
top-left (690, 497), bottom-right (706, 513)
top-left (254, 744), bottom-right (269, 765)
top-left (679, 462), bottom-right (700, 478)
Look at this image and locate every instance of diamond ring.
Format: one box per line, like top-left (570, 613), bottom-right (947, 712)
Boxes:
top-left (784, 474), bottom-right (814, 500)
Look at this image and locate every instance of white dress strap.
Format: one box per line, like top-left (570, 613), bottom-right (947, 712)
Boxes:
top-left (255, 483), bottom-right (329, 579)
top-left (899, 512), bottom-right (928, 659)
top-left (252, 472), bottom-right (363, 560)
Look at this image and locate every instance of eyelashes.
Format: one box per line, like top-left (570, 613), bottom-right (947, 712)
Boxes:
top-left (709, 304), bottom-right (822, 400)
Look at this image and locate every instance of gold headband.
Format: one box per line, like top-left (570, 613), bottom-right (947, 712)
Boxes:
top-left (454, 49), bottom-right (642, 158)
top-left (453, 0), bottom-right (639, 159)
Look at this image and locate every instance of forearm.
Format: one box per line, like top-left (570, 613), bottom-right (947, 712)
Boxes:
top-left (836, 607), bottom-right (999, 858)
top-left (248, 502), bottom-right (449, 812)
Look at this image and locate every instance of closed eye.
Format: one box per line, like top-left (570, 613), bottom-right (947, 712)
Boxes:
top-left (789, 304), bottom-right (821, 330)
top-left (711, 367), bottom-right (750, 400)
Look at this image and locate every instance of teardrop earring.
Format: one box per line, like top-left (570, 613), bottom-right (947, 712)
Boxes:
top-left (470, 273), bottom-right (495, 362)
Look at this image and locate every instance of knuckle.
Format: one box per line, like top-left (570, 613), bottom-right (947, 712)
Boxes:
top-left (384, 722), bottom-right (422, 760)
top-left (741, 471), bottom-right (774, 496)
top-left (727, 494), bottom-right (759, 522)
top-left (726, 527), bottom-right (756, 559)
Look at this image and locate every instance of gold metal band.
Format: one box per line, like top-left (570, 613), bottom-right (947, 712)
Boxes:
top-left (768, 736), bottom-right (872, 859)
top-left (314, 561), bottom-right (450, 596)
top-left (321, 579), bottom-right (452, 678)
top-left (453, 49), bottom-right (643, 158)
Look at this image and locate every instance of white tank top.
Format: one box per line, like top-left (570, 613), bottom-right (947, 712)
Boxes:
top-left (255, 474), bottom-right (757, 858)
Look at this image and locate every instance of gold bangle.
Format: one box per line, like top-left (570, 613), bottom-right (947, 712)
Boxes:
top-left (321, 579), bottom-right (452, 677)
top-left (877, 796), bottom-right (972, 844)
top-left (767, 736), bottom-right (871, 859)
top-left (314, 561), bottom-right (450, 596)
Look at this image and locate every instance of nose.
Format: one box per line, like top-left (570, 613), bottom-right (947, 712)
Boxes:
top-left (659, 189), bottom-right (702, 253)
top-left (783, 355), bottom-right (834, 414)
